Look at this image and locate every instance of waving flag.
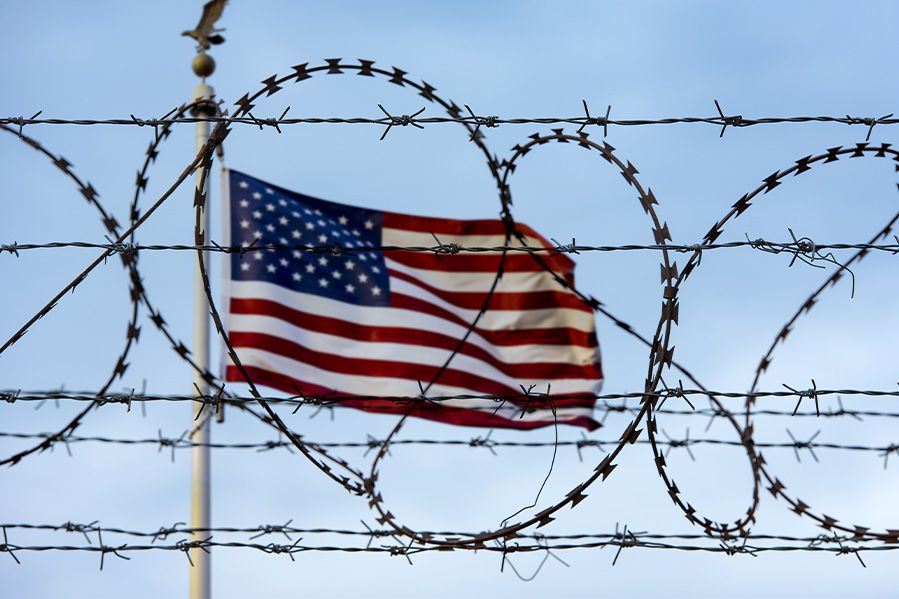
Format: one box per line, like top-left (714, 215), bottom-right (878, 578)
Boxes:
top-left (222, 169), bottom-right (603, 430)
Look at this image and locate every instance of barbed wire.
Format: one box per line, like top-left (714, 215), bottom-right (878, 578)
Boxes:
top-left (2, 521), bottom-right (887, 545)
top-left (3, 54), bottom-right (899, 557)
top-left (4, 386), bottom-right (899, 406)
top-left (2, 103), bottom-right (896, 141)
top-left (2, 430), bottom-right (897, 466)
top-left (2, 238), bottom-right (898, 257)
top-left (0, 524), bottom-right (887, 569)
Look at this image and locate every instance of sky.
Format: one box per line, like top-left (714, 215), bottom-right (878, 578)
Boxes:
top-left (1, 1), bottom-right (898, 597)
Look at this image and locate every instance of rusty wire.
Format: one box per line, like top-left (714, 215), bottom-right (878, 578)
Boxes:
top-left (3, 56), bottom-right (899, 563)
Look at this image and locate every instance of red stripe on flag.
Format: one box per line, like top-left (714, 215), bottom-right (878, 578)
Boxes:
top-left (384, 214), bottom-right (560, 249)
top-left (230, 298), bottom-right (602, 379)
top-left (389, 268), bottom-right (592, 313)
top-left (226, 365), bottom-right (601, 430)
top-left (229, 331), bottom-right (598, 393)
top-left (389, 293), bottom-right (597, 347)
top-left (385, 250), bottom-right (575, 276)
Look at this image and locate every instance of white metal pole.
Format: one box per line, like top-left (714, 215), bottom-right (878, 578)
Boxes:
top-left (189, 58), bottom-right (215, 599)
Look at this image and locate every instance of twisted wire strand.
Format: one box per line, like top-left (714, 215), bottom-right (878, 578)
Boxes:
top-left (3, 239), bottom-right (898, 256)
top-left (2, 109), bottom-right (896, 140)
top-left (2, 430), bottom-right (896, 457)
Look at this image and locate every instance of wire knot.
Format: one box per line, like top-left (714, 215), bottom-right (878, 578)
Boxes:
top-left (176, 537), bottom-right (212, 566)
top-left (463, 104), bottom-right (499, 141)
top-left (110, 241), bottom-right (137, 258)
top-left (786, 428), bottom-right (821, 462)
top-left (1, 389), bottom-right (20, 404)
top-left (11, 112), bottom-right (40, 137)
top-left (262, 539), bottom-right (301, 557)
top-left (784, 379), bottom-right (820, 416)
top-left (2, 242), bottom-right (19, 257)
top-left (552, 237), bottom-right (580, 255)
top-left (430, 232), bottom-right (461, 259)
top-left (880, 444), bottom-right (899, 469)
top-left (377, 104), bottom-right (425, 140)
top-left (102, 389), bottom-right (135, 411)
top-left (577, 100), bottom-right (612, 136)
top-left (238, 239), bottom-right (259, 256)
top-left (151, 522), bottom-right (185, 543)
top-left (468, 431), bottom-right (498, 455)
top-left (677, 243), bottom-right (704, 267)
top-left (250, 519), bottom-right (294, 540)
top-left (610, 523), bottom-right (642, 565)
top-left (714, 100), bottom-right (743, 137)
top-left (847, 113), bottom-right (893, 141)
top-left (258, 439), bottom-right (284, 452)
top-left (794, 235), bottom-right (816, 256)
top-left (156, 429), bottom-right (186, 462)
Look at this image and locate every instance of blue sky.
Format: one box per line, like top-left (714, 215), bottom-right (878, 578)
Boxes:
top-left (1, 1), bottom-right (898, 597)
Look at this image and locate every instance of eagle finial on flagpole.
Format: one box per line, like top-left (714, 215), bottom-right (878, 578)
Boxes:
top-left (181, 0), bottom-right (228, 52)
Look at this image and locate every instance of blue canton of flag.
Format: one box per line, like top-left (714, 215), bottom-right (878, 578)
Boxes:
top-left (228, 171), bottom-right (390, 307)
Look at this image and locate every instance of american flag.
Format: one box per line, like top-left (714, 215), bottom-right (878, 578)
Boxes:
top-left (222, 169), bottom-right (603, 430)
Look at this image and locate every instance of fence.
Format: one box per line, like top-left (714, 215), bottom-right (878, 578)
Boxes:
top-left (2, 57), bottom-right (898, 575)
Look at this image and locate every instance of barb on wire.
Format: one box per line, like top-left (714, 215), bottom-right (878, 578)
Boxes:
top-left (658, 378), bottom-right (695, 411)
top-left (714, 99), bottom-right (744, 137)
top-left (463, 104), bottom-right (498, 141)
top-left (377, 104), bottom-right (425, 140)
top-left (151, 522), bottom-right (186, 544)
top-left (1, 241), bottom-right (19, 257)
top-left (2, 527), bottom-right (20, 565)
top-left (662, 428), bottom-right (696, 461)
top-left (497, 534), bottom-right (570, 582)
top-left (248, 519), bottom-right (295, 541)
top-left (844, 113), bottom-right (894, 142)
top-left (786, 428), bottom-right (822, 463)
top-left (880, 444), bottom-right (899, 469)
top-left (577, 100), bottom-right (612, 137)
top-left (469, 430), bottom-right (498, 456)
top-left (176, 537), bottom-right (212, 567)
top-left (551, 237), bottom-right (580, 255)
top-left (784, 380), bottom-right (820, 417)
top-left (718, 534), bottom-right (758, 557)
top-left (63, 520), bottom-right (98, 544)
top-left (10, 111), bottom-right (42, 137)
top-left (97, 529), bottom-right (130, 571)
top-left (247, 106), bottom-right (291, 134)
top-left (156, 429), bottom-right (186, 463)
top-left (429, 232), bottom-right (461, 260)
top-left (809, 532), bottom-right (866, 567)
top-left (611, 523), bottom-right (644, 566)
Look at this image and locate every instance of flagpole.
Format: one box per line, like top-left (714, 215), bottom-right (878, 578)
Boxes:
top-left (189, 50), bottom-right (216, 599)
